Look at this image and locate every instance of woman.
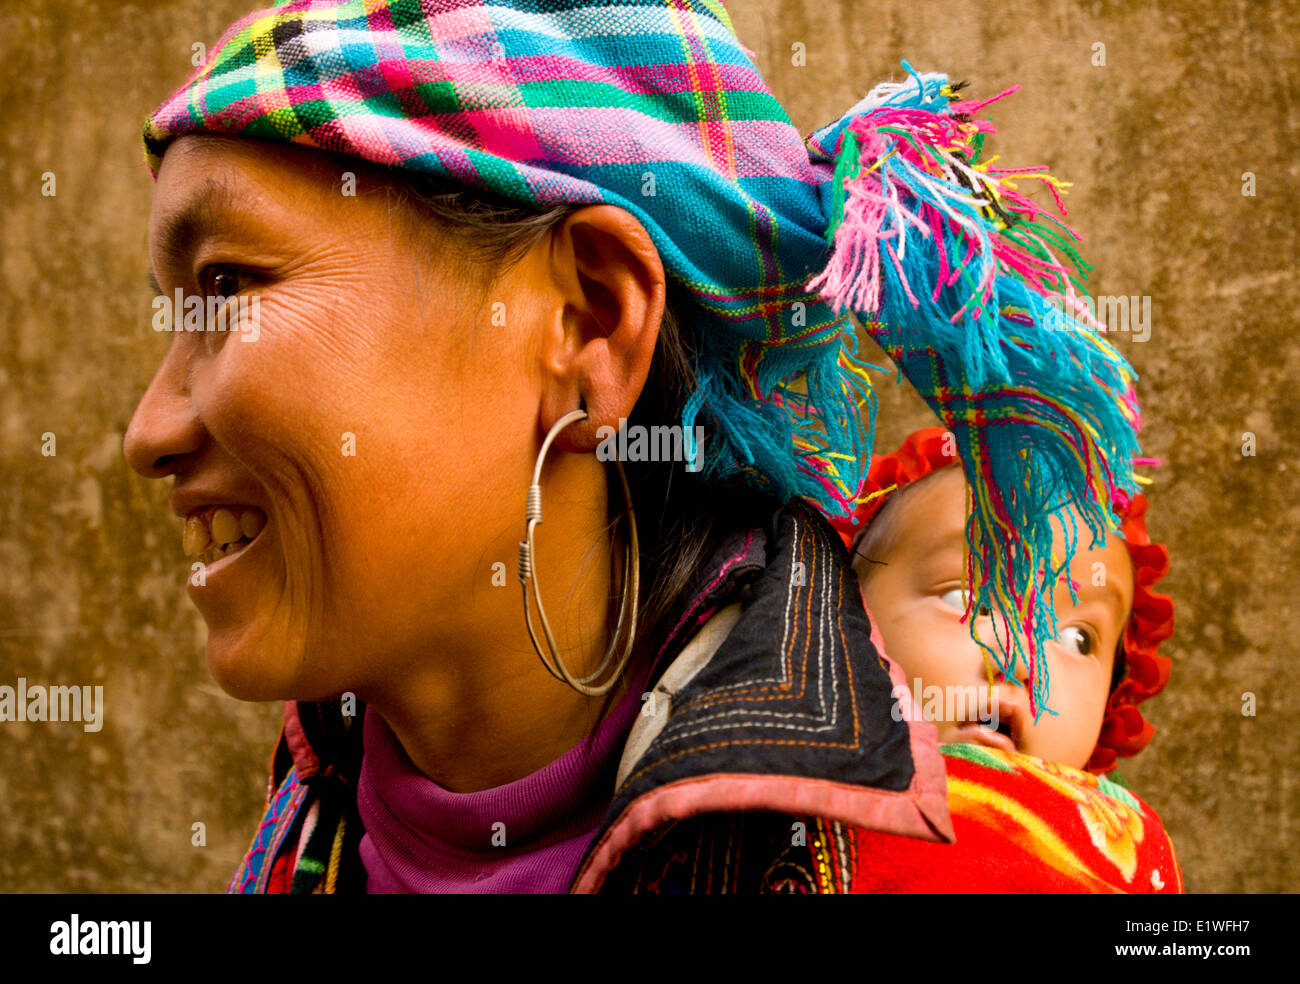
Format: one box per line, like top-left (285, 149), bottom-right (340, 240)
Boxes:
top-left (125, 0), bottom-right (1141, 893)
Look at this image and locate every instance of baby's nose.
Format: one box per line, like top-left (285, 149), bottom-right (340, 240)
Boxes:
top-left (1002, 652), bottom-right (1033, 686)
top-left (975, 629), bottom-right (1032, 686)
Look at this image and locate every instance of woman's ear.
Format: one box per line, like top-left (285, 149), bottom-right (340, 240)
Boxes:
top-left (538, 204), bottom-right (666, 452)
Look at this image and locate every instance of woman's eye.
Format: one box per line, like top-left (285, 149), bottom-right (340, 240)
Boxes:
top-left (192, 265), bottom-right (259, 341)
top-left (1058, 625), bottom-right (1096, 656)
top-left (199, 265), bottom-right (247, 299)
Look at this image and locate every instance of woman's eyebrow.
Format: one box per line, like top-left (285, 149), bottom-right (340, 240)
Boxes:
top-left (152, 176), bottom-right (257, 269)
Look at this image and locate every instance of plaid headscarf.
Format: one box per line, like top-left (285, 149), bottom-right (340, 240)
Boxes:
top-left (142, 0), bottom-right (1143, 693)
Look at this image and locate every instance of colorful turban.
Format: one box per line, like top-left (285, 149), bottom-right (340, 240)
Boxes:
top-left (830, 427), bottom-right (1174, 771)
top-left (142, 0), bottom-right (1143, 695)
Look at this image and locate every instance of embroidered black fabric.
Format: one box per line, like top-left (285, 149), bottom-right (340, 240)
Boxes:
top-left (580, 491), bottom-right (919, 891)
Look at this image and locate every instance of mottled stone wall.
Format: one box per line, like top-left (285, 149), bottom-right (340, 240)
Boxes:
top-left (1, 0), bottom-right (1295, 891)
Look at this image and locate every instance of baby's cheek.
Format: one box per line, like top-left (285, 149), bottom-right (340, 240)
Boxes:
top-left (902, 628), bottom-right (967, 700)
top-left (1040, 658), bottom-right (1110, 766)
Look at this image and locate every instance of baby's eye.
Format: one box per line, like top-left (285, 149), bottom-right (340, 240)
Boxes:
top-left (939, 587), bottom-right (968, 612)
top-left (938, 588), bottom-right (990, 617)
top-left (1058, 625), bottom-right (1097, 656)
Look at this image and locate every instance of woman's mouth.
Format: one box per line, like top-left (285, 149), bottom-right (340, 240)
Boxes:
top-left (182, 505), bottom-right (268, 567)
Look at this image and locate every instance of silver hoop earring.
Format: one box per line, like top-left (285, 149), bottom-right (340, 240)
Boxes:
top-left (517, 409), bottom-right (640, 697)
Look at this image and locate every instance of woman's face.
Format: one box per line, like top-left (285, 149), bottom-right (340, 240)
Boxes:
top-left (126, 136), bottom-right (546, 702)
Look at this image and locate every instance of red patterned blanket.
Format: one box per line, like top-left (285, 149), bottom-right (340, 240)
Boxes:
top-left (852, 743), bottom-right (1183, 893)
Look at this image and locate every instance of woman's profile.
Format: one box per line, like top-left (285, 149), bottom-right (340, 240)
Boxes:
top-left (125, 0), bottom-right (1141, 893)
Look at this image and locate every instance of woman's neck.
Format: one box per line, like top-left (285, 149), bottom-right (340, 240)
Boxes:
top-left (356, 452), bottom-right (631, 792)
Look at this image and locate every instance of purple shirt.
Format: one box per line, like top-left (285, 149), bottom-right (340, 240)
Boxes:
top-left (357, 680), bottom-right (645, 894)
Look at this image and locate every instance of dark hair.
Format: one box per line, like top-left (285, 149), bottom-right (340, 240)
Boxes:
top-left (380, 169), bottom-right (725, 723)
top-left (1109, 641), bottom-right (1128, 694)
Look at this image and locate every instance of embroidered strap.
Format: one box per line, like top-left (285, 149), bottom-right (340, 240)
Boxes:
top-left (227, 766), bottom-right (309, 894)
top-left (573, 495), bottom-right (952, 892)
top-left (230, 701), bottom-right (368, 894)
top-left (594, 811), bottom-right (852, 894)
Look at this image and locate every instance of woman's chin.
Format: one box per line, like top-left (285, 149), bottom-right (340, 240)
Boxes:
top-left (207, 647), bottom-right (280, 702)
top-left (205, 627), bottom-right (348, 704)
top-left (204, 624), bottom-right (295, 702)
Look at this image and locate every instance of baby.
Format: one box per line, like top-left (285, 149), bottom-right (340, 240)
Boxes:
top-left (835, 427), bottom-right (1182, 893)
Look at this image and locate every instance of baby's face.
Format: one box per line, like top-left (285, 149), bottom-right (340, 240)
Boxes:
top-left (855, 466), bottom-right (1133, 770)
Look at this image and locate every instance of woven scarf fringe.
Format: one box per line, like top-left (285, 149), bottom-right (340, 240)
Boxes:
top-left (683, 325), bottom-right (879, 518)
top-left (806, 60), bottom-right (1142, 717)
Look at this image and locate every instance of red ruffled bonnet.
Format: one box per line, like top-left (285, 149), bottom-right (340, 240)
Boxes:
top-left (831, 427), bottom-right (1174, 774)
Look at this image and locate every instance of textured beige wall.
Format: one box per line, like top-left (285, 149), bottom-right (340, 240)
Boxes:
top-left (1, 0), bottom-right (1296, 892)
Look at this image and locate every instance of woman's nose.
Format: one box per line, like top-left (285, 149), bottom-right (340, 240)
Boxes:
top-left (123, 343), bottom-right (205, 479)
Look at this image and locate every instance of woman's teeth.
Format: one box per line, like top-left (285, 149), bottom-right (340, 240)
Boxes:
top-left (183, 506), bottom-right (267, 565)
top-left (211, 508), bottom-right (241, 546)
top-left (239, 509), bottom-right (266, 539)
top-left (181, 517), bottom-right (209, 557)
